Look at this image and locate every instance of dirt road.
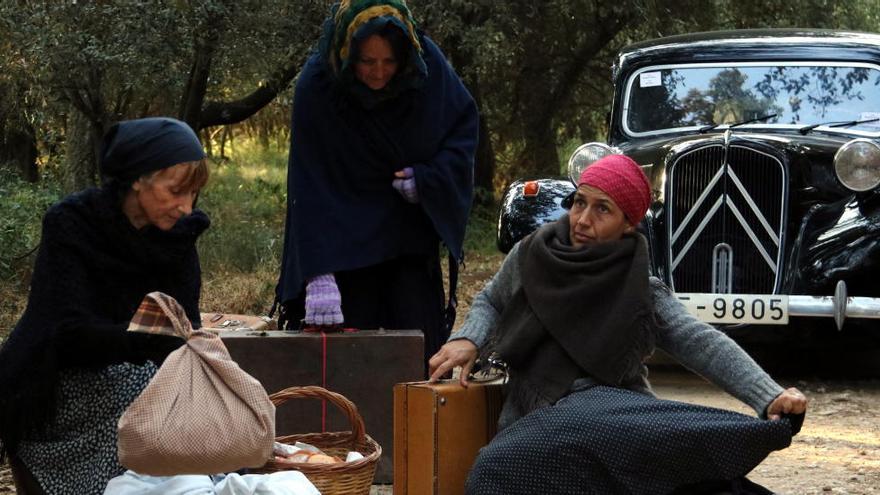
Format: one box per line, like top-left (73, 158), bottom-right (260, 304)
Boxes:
top-left (652, 367), bottom-right (880, 495)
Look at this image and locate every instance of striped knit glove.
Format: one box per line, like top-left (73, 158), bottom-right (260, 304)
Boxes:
top-left (304, 273), bottom-right (343, 325)
top-left (392, 167), bottom-right (419, 203)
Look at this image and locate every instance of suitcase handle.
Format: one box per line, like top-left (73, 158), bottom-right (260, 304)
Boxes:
top-left (269, 386), bottom-right (366, 445)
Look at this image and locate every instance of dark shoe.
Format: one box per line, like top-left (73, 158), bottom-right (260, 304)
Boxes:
top-left (9, 455), bottom-right (47, 495)
top-left (670, 476), bottom-right (774, 495)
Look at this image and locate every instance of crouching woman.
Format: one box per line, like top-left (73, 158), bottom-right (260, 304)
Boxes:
top-left (429, 154), bottom-right (807, 495)
top-left (0, 117), bottom-right (210, 495)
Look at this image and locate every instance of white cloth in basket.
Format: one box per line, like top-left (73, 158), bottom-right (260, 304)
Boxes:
top-left (103, 470), bottom-right (320, 495)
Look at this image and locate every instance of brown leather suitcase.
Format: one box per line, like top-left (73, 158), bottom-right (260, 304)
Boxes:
top-left (219, 329), bottom-right (423, 483)
top-left (393, 379), bottom-right (504, 495)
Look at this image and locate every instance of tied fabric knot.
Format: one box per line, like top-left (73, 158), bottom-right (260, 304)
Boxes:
top-left (392, 167), bottom-right (419, 203)
top-left (304, 273), bottom-right (343, 325)
top-left (119, 291), bottom-right (276, 475)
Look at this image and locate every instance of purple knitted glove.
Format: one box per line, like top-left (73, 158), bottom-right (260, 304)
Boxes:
top-left (304, 273), bottom-right (343, 325)
top-left (392, 167), bottom-right (419, 203)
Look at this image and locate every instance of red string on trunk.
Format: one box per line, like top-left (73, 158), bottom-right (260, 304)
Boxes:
top-left (309, 327), bottom-right (358, 432)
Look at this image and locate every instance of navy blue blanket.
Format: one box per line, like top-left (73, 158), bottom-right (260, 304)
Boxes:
top-left (467, 385), bottom-right (797, 495)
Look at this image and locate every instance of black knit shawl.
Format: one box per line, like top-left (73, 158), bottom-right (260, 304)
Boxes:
top-left (0, 187), bottom-right (208, 459)
top-left (495, 217), bottom-right (654, 414)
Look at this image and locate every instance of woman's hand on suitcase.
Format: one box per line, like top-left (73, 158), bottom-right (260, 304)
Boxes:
top-left (428, 339), bottom-right (478, 387)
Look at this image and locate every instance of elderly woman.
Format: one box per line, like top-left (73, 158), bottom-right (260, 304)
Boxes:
top-left (0, 117), bottom-right (210, 495)
top-left (429, 155), bottom-right (807, 495)
top-left (274, 0), bottom-right (478, 366)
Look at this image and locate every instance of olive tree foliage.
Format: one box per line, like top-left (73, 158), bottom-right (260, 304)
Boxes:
top-left (415, 0), bottom-right (880, 187)
top-left (416, 0), bottom-right (722, 185)
top-left (2, 0), bottom-right (878, 192)
top-left (0, 0), bottom-right (330, 191)
top-left (721, 0), bottom-right (880, 31)
top-left (0, 66), bottom-right (39, 183)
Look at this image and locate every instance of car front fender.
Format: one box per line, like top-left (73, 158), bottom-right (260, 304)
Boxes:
top-left (785, 193), bottom-right (880, 297)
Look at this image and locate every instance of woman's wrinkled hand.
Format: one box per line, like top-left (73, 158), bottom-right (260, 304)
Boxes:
top-left (428, 339), bottom-right (478, 387)
top-left (767, 387), bottom-right (808, 420)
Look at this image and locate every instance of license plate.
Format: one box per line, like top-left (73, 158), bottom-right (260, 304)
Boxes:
top-left (675, 293), bottom-right (789, 325)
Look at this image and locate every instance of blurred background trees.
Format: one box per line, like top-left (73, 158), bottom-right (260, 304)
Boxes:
top-left (1, 0), bottom-right (878, 332)
top-left (1, 0), bottom-right (877, 193)
top-left (0, 0), bottom-right (328, 190)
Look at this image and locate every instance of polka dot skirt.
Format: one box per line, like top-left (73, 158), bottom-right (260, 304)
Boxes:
top-left (466, 385), bottom-right (793, 495)
top-left (17, 362), bottom-right (156, 495)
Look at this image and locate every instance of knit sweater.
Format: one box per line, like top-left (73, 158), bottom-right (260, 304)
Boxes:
top-left (0, 187), bottom-right (209, 459)
top-left (451, 241), bottom-right (784, 416)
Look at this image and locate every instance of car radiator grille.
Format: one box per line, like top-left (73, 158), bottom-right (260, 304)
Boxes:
top-left (667, 144), bottom-right (785, 294)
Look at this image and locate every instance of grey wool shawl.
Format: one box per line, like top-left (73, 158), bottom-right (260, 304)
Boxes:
top-left (494, 216), bottom-right (654, 414)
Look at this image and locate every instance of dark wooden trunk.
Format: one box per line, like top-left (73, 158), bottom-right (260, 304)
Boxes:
top-left (219, 329), bottom-right (425, 483)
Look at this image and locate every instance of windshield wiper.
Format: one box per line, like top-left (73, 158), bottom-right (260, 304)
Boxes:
top-left (699, 113), bottom-right (778, 134)
top-left (798, 118), bottom-right (880, 135)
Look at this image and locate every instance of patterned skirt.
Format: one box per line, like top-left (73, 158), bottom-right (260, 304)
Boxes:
top-left (466, 385), bottom-right (794, 495)
top-left (17, 362), bottom-right (157, 495)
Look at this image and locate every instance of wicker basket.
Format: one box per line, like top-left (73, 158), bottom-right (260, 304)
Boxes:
top-left (257, 386), bottom-right (382, 495)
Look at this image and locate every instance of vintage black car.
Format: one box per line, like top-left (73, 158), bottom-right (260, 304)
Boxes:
top-left (498, 29), bottom-right (880, 339)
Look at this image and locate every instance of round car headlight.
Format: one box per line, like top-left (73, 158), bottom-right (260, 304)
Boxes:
top-left (567, 142), bottom-right (614, 184)
top-left (834, 139), bottom-right (880, 192)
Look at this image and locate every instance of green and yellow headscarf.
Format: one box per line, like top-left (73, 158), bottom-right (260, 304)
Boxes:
top-left (322, 0), bottom-right (424, 76)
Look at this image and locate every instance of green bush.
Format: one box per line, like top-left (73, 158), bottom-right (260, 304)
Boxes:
top-left (0, 170), bottom-right (61, 280)
top-left (197, 143), bottom-right (288, 274)
top-left (464, 189), bottom-right (501, 256)
top-left (0, 170), bottom-right (62, 339)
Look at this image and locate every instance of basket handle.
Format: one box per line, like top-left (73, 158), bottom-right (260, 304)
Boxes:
top-left (269, 385), bottom-right (366, 445)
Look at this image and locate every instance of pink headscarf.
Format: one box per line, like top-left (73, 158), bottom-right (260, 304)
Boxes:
top-left (578, 154), bottom-right (651, 225)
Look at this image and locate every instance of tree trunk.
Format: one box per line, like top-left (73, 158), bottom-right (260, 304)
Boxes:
top-left (199, 50), bottom-right (307, 129)
top-left (510, 2), bottom-right (634, 179)
top-left (0, 124), bottom-right (39, 182)
top-left (201, 128), bottom-right (213, 157)
top-left (258, 122), bottom-right (270, 151)
top-left (219, 126), bottom-right (232, 160)
top-left (473, 99), bottom-right (496, 203)
top-left (517, 116), bottom-right (560, 178)
top-left (179, 31), bottom-right (218, 131)
top-left (63, 109), bottom-right (99, 193)
top-left (419, 3), bottom-right (496, 203)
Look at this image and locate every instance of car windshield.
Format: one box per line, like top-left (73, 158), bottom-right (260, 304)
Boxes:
top-left (623, 62), bottom-right (880, 136)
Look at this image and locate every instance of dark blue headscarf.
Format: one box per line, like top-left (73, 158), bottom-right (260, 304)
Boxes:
top-left (275, 6), bottom-right (479, 310)
top-left (100, 117), bottom-right (205, 184)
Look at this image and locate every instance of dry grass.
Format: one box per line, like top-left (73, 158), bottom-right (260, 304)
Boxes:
top-left (197, 250), bottom-right (505, 327)
top-left (0, 276), bottom-right (29, 342)
top-left (451, 251), bottom-right (504, 331)
top-left (200, 265), bottom-right (281, 317)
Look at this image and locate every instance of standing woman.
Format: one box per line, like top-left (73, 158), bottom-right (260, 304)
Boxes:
top-left (0, 117), bottom-right (210, 495)
top-left (274, 0), bottom-right (479, 365)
